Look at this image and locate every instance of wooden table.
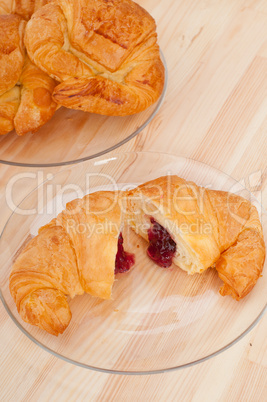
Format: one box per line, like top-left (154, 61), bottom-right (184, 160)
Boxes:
top-left (1, 0), bottom-right (267, 400)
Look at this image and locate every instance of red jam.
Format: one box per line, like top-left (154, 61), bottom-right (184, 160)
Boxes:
top-left (115, 233), bottom-right (135, 274)
top-left (147, 218), bottom-right (176, 268)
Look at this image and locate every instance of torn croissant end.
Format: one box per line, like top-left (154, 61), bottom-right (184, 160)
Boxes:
top-left (125, 176), bottom-right (266, 300)
top-left (125, 176), bottom-right (221, 275)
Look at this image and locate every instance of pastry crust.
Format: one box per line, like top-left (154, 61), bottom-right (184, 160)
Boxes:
top-left (0, 14), bottom-right (25, 96)
top-left (0, 86), bottom-right (20, 135)
top-left (10, 191), bottom-right (123, 335)
top-left (0, 0), bottom-right (49, 20)
top-left (0, 14), bottom-right (58, 136)
top-left (20, 288), bottom-right (72, 337)
top-left (0, 0), bottom-right (11, 14)
top-left (14, 56), bottom-right (58, 135)
top-left (50, 191), bottom-right (123, 299)
top-left (126, 176), bottom-right (221, 274)
top-left (215, 205), bottom-right (265, 300)
top-left (25, 0), bottom-right (165, 116)
top-left (126, 176), bottom-right (265, 299)
top-left (9, 179), bottom-right (266, 335)
top-left (10, 225), bottom-right (84, 336)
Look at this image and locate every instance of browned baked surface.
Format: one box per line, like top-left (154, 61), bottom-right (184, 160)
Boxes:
top-left (215, 205), bottom-right (266, 300)
top-left (9, 179), bottom-right (265, 335)
top-left (25, 0), bottom-right (165, 116)
top-left (127, 176), bottom-right (266, 300)
top-left (0, 14), bottom-right (25, 96)
top-left (10, 191), bottom-right (122, 335)
top-left (14, 56), bottom-right (58, 136)
top-left (10, 225), bottom-right (84, 335)
top-left (0, 0), bottom-right (49, 20)
top-left (0, 13), bottom-right (58, 136)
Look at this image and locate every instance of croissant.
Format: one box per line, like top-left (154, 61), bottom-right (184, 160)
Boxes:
top-left (126, 176), bottom-right (265, 300)
top-left (24, 0), bottom-right (165, 116)
top-left (14, 55), bottom-right (59, 135)
top-left (9, 177), bottom-right (265, 336)
top-left (0, 13), bottom-right (58, 136)
top-left (0, 86), bottom-right (20, 135)
top-left (10, 191), bottom-right (135, 335)
top-left (0, 0), bottom-right (49, 20)
top-left (0, 14), bottom-right (25, 97)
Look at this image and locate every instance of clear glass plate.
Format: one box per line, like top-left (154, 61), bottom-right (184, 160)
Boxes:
top-left (0, 152), bottom-right (266, 374)
top-left (0, 55), bottom-right (167, 168)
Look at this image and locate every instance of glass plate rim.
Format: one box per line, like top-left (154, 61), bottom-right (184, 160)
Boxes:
top-left (0, 51), bottom-right (168, 168)
top-left (1, 151), bottom-right (266, 375)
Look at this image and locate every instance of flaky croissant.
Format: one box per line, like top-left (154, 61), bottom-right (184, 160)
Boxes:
top-left (25, 0), bottom-right (165, 116)
top-left (10, 191), bottom-right (135, 335)
top-left (10, 177), bottom-right (265, 336)
top-left (126, 176), bottom-right (265, 300)
top-left (0, 13), bottom-right (58, 136)
top-left (0, 14), bottom-right (25, 97)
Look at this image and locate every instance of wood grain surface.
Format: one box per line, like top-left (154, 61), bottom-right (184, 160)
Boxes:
top-left (0, 0), bottom-right (267, 400)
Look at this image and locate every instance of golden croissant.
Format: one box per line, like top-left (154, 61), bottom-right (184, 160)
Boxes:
top-left (25, 0), bottom-right (165, 116)
top-left (0, 13), bottom-right (58, 136)
top-left (10, 191), bottom-right (133, 335)
top-left (10, 176), bottom-right (265, 336)
top-left (126, 176), bottom-right (265, 300)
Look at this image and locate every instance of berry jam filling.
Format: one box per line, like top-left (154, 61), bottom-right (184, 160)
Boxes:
top-left (115, 233), bottom-right (135, 274)
top-left (147, 218), bottom-right (176, 268)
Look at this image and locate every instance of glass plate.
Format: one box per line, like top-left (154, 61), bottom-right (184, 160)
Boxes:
top-left (0, 54), bottom-right (167, 168)
top-left (0, 152), bottom-right (266, 374)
